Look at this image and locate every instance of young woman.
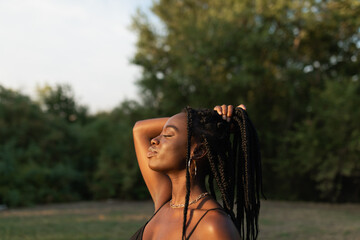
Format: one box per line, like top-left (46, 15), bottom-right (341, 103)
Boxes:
top-left (131, 104), bottom-right (263, 240)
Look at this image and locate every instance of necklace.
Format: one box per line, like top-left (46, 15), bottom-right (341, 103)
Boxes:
top-left (170, 192), bottom-right (210, 208)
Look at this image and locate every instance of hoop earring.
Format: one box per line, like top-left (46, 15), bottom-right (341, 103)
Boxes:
top-left (193, 160), bottom-right (197, 177)
top-left (188, 158), bottom-right (192, 176)
top-left (188, 158), bottom-right (197, 177)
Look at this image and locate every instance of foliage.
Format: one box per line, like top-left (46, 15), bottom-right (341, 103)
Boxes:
top-left (0, 86), bottom-right (86, 206)
top-left (0, 86), bottom-right (148, 207)
top-left (88, 101), bottom-right (150, 200)
top-left (1, 0), bottom-right (360, 206)
top-left (131, 0), bottom-right (360, 201)
top-left (37, 84), bottom-right (88, 124)
top-left (280, 79), bottom-right (360, 202)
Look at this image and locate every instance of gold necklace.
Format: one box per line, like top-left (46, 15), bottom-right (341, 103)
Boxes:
top-left (170, 192), bottom-right (210, 208)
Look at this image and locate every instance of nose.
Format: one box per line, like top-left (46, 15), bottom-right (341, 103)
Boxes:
top-left (151, 137), bottom-right (159, 145)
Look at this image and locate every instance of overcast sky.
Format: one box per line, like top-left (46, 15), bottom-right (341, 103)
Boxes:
top-left (0, 0), bottom-right (154, 113)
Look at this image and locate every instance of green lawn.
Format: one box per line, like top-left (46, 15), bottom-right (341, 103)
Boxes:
top-left (0, 200), bottom-right (359, 240)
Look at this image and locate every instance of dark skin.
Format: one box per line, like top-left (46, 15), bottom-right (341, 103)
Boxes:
top-left (133, 104), bottom-right (246, 239)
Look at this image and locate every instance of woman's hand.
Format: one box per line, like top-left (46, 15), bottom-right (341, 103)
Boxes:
top-left (213, 104), bottom-right (246, 122)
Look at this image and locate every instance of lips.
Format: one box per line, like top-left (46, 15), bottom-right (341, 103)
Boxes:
top-left (147, 146), bottom-right (157, 158)
top-left (147, 151), bottom-right (157, 158)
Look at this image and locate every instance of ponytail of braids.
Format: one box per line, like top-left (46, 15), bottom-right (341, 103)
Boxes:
top-left (182, 106), bottom-right (264, 240)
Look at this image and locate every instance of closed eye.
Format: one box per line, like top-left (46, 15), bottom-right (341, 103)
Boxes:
top-left (162, 135), bottom-right (173, 137)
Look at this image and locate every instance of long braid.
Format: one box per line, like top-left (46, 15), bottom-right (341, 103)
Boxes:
top-left (208, 172), bottom-right (216, 201)
top-left (182, 107), bottom-right (193, 240)
top-left (203, 138), bottom-right (224, 199)
top-left (182, 106), bottom-right (263, 240)
top-left (235, 126), bottom-right (245, 236)
top-left (245, 112), bottom-right (257, 238)
top-left (247, 113), bottom-right (266, 200)
top-left (235, 110), bottom-right (251, 239)
top-left (204, 137), bottom-right (236, 222)
top-left (217, 153), bottom-right (234, 210)
top-left (240, 109), bottom-right (252, 239)
top-left (233, 108), bottom-right (262, 239)
top-left (245, 110), bottom-right (264, 238)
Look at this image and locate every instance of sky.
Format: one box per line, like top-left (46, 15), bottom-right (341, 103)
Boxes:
top-left (0, 0), bottom-right (154, 113)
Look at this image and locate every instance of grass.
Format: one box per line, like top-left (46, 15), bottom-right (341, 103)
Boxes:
top-left (0, 200), bottom-right (359, 240)
top-left (260, 201), bottom-right (360, 240)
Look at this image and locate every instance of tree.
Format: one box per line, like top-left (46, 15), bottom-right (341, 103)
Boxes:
top-left (0, 85), bottom-right (150, 207)
top-left (131, 0), bottom-right (360, 201)
top-left (280, 78), bottom-right (360, 202)
top-left (0, 86), bottom-right (85, 206)
top-left (37, 84), bottom-right (88, 124)
top-left (89, 100), bottom-right (150, 200)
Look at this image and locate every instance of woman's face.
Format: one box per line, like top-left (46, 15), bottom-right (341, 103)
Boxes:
top-left (148, 112), bottom-right (189, 173)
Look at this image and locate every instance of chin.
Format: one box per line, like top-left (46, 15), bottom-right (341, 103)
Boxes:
top-left (149, 161), bottom-right (176, 175)
top-left (148, 158), bottom-right (165, 172)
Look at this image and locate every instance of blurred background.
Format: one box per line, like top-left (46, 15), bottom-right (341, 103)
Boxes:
top-left (0, 0), bottom-right (359, 239)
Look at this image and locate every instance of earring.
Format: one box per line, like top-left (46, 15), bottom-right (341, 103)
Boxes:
top-left (187, 158), bottom-right (192, 176)
top-left (193, 160), bottom-right (197, 177)
top-left (188, 158), bottom-right (197, 177)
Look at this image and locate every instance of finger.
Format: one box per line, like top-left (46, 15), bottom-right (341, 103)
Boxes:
top-left (214, 106), bottom-right (222, 115)
top-left (221, 105), bottom-right (227, 120)
top-left (226, 105), bottom-right (233, 122)
top-left (237, 104), bottom-right (246, 110)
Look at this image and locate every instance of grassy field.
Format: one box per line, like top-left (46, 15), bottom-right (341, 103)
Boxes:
top-left (0, 200), bottom-right (359, 240)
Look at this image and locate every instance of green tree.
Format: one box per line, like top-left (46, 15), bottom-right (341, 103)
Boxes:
top-left (0, 86), bottom-right (86, 206)
top-left (280, 79), bottom-right (360, 202)
top-left (89, 100), bottom-right (150, 200)
top-left (0, 84), bottom-right (151, 206)
top-left (131, 0), bottom-right (360, 201)
top-left (37, 84), bottom-right (88, 124)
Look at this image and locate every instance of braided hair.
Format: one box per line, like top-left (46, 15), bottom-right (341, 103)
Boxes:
top-left (181, 106), bottom-right (264, 240)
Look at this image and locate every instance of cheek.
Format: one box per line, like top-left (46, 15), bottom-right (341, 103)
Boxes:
top-left (160, 139), bottom-right (187, 166)
top-left (168, 140), bottom-right (187, 159)
top-left (148, 146), bottom-right (185, 171)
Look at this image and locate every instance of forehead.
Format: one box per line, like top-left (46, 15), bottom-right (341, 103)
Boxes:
top-left (164, 112), bottom-right (187, 131)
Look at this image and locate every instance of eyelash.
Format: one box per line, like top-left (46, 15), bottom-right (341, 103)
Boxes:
top-left (162, 135), bottom-right (173, 137)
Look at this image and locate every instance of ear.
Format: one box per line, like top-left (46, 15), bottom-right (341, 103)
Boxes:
top-left (192, 143), bottom-right (207, 160)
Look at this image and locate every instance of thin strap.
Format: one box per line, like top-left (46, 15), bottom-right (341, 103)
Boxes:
top-left (129, 201), bottom-right (169, 240)
top-left (147, 200), bottom-right (169, 223)
top-left (186, 208), bottom-right (226, 239)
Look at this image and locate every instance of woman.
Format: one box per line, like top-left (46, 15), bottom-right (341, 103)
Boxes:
top-left (131, 104), bottom-right (263, 240)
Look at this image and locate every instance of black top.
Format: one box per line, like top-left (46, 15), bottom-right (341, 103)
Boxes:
top-left (130, 202), bottom-right (225, 240)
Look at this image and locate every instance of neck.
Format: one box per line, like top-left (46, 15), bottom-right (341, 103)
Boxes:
top-left (168, 171), bottom-right (207, 206)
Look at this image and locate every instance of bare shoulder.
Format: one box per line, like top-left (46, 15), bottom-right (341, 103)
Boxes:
top-left (195, 209), bottom-right (240, 239)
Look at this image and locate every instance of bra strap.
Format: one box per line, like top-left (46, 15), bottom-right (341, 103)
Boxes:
top-left (147, 200), bottom-right (169, 222)
top-left (186, 208), bottom-right (226, 239)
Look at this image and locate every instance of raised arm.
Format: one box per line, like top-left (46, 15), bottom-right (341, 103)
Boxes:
top-left (133, 118), bottom-right (172, 210)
